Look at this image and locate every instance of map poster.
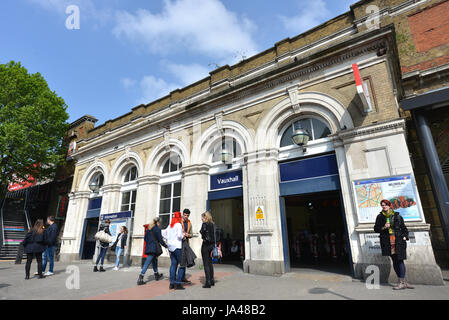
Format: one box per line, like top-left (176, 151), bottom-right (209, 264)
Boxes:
top-left (353, 175), bottom-right (422, 223)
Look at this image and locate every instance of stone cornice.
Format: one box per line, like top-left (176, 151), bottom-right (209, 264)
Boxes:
top-left (136, 175), bottom-right (160, 185)
top-left (181, 164), bottom-right (211, 177)
top-left (101, 184), bottom-right (121, 193)
top-left (335, 118), bottom-right (406, 141)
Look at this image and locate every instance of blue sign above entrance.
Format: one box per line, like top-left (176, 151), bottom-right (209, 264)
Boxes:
top-left (279, 154), bottom-right (338, 182)
top-left (210, 170), bottom-right (243, 190)
top-left (100, 211), bottom-right (132, 221)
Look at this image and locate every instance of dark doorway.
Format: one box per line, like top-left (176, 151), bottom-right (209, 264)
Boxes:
top-left (209, 197), bottom-right (244, 268)
top-left (81, 218), bottom-right (99, 259)
top-left (284, 191), bottom-right (350, 274)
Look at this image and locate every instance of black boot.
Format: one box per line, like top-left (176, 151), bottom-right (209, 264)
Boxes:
top-left (93, 266), bottom-right (98, 272)
top-left (154, 272), bottom-right (163, 281)
top-left (137, 274), bottom-right (145, 286)
top-left (181, 278), bottom-right (192, 284)
top-left (202, 282), bottom-right (211, 288)
top-left (38, 274), bottom-right (46, 279)
top-left (169, 283), bottom-right (175, 289)
top-left (25, 275), bottom-right (30, 280)
top-left (210, 280), bottom-right (215, 286)
top-left (99, 266), bottom-right (106, 272)
top-left (175, 283), bottom-right (185, 290)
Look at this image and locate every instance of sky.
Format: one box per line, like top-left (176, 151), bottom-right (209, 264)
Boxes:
top-left (0, 0), bottom-right (356, 126)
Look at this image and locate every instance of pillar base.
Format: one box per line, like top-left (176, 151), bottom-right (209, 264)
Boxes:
top-left (243, 259), bottom-right (284, 276)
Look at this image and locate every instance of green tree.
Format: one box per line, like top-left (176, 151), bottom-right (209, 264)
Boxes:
top-left (0, 61), bottom-right (69, 200)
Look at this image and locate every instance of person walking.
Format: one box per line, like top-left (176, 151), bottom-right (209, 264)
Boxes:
top-left (200, 211), bottom-right (216, 288)
top-left (112, 226), bottom-right (128, 271)
top-left (137, 217), bottom-right (167, 285)
top-left (162, 211), bottom-right (186, 290)
top-left (374, 199), bottom-right (414, 290)
top-left (180, 208), bottom-right (193, 284)
top-left (22, 219), bottom-right (48, 280)
top-left (42, 216), bottom-right (58, 276)
top-left (94, 219), bottom-right (111, 272)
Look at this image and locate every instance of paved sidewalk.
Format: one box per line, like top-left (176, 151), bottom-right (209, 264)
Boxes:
top-left (0, 260), bottom-right (448, 300)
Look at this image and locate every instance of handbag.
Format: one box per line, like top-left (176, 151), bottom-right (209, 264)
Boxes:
top-left (211, 224), bottom-right (221, 260)
top-left (95, 230), bottom-right (113, 243)
top-left (150, 229), bottom-right (163, 257)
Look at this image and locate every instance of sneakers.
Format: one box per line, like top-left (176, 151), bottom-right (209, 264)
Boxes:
top-left (154, 272), bottom-right (163, 281)
top-left (113, 267), bottom-right (119, 271)
top-left (392, 280), bottom-right (406, 290)
top-left (137, 274), bottom-right (145, 286)
top-left (44, 272), bottom-right (54, 276)
top-left (404, 281), bottom-right (414, 289)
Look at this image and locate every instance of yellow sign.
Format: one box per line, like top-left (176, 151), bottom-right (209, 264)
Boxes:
top-left (255, 206), bottom-right (264, 219)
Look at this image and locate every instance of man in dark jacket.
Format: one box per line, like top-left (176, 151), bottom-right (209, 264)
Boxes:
top-left (42, 216), bottom-right (59, 276)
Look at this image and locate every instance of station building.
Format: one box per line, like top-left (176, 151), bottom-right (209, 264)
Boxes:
top-left (60, 0), bottom-right (449, 284)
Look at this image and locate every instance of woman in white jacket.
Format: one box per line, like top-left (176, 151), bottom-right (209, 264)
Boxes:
top-left (162, 211), bottom-right (187, 290)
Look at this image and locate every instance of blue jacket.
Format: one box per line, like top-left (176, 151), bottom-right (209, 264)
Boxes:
top-left (144, 225), bottom-right (167, 255)
top-left (45, 223), bottom-right (59, 246)
top-left (23, 231), bottom-right (48, 254)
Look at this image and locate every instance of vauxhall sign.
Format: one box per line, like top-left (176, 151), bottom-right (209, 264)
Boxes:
top-left (210, 170), bottom-right (243, 190)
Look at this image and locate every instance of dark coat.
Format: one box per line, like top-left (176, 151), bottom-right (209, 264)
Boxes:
top-left (200, 222), bottom-right (215, 245)
top-left (374, 211), bottom-right (409, 260)
top-left (181, 239), bottom-right (197, 268)
top-left (112, 232), bottom-right (128, 249)
top-left (45, 223), bottom-right (59, 246)
top-left (23, 231), bottom-right (48, 254)
top-left (98, 224), bottom-right (111, 248)
top-left (144, 225), bottom-right (167, 255)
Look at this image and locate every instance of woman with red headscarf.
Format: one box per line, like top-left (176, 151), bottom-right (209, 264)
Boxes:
top-left (162, 211), bottom-right (186, 290)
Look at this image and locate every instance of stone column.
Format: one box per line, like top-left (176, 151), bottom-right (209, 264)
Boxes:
top-left (59, 191), bottom-right (90, 262)
top-left (181, 164), bottom-right (210, 259)
top-left (129, 175), bottom-right (160, 263)
top-left (243, 149), bottom-right (284, 276)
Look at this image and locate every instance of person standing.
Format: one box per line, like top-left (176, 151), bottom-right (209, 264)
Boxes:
top-left (137, 217), bottom-right (167, 285)
top-left (42, 216), bottom-right (58, 276)
top-left (200, 211), bottom-right (216, 288)
top-left (112, 226), bottom-right (128, 271)
top-left (162, 211), bottom-right (186, 290)
top-left (22, 219), bottom-right (48, 279)
top-left (180, 208), bottom-right (193, 284)
top-left (94, 219), bottom-right (111, 272)
top-left (374, 199), bottom-right (414, 290)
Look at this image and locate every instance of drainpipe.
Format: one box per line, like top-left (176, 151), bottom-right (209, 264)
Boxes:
top-left (413, 109), bottom-right (449, 253)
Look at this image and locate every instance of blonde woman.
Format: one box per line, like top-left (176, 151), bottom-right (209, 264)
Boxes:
top-left (200, 211), bottom-right (217, 288)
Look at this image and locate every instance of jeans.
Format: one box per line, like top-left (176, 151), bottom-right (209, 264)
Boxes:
top-left (115, 247), bottom-right (123, 267)
top-left (96, 246), bottom-right (107, 266)
top-left (140, 254), bottom-right (158, 275)
top-left (42, 246), bottom-right (55, 273)
top-left (391, 254), bottom-right (406, 279)
top-left (201, 243), bottom-right (214, 284)
top-left (26, 252), bottom-right (43, 277)
top-left (169, 248), bottom-right (185, 285)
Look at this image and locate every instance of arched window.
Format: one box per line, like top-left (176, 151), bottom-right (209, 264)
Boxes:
top-left (123, 165), bottom-right (138, 183)
top-left (211, 137), bottom-right (242, 163)
top-left (121, 166), bottom-right (138, 213)
top-left (159, 154), bottom-right (182, 228)
top-left (280, 118), bottom-right (331, 148)
top-left (161, 155), bottom-right (182, 174)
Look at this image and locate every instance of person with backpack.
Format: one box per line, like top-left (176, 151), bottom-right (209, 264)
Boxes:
top-left (22, 219), bottom-right (48, 279)
top-left (94, 219), bottom-right (111, 272)
top-left (112, 226), bottom-right (128, 271)
top-left (200, 211), bottom-right (220, 288)
top-left (137, 217), bottom-right (167, 285)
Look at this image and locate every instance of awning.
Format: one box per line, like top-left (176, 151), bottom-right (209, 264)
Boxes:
top-left (401, 86), bottom-right (449, 111)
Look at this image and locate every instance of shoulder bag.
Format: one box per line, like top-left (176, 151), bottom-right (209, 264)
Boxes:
top-left (150, 229), bottom-right (163, 256)
top-left (95, 230), bottom-right (113, 243)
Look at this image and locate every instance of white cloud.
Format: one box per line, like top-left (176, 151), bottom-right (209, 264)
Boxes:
top-left (113, 0), bottom-right (259, 63)
top-left (279, 0), bottom-right (332, 35)
top-left (120, 78), bottom-right (137, 90)
top-left (138, 75), bottom-right (179, 105)
top-left (163, 62), bottom-right (210, 86)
